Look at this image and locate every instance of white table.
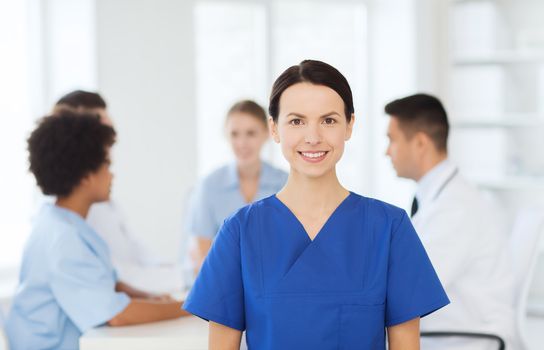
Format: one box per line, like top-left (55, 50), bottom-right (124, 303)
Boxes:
top-left (80, 316), bottom-right (208, 350)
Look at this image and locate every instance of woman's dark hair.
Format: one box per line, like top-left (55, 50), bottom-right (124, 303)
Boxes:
top-left (227, 100), bottom-right (268, 128)
top-left (384, 93), bottom-right (449, 152)
top-left (269, 60), bottom-right (354, 123)
top-left (55, 90), bottom-right (107, 109)
top-left (28, 111), bottom-right (116, 197)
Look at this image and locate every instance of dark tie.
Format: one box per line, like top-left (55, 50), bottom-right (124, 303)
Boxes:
top-left (410, 197), bottom-right (419, 218)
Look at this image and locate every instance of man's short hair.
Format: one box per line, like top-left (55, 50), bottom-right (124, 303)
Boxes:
top-left (28, 111), bottom-right (116, 197)
top-left (55, 90), bottom-right (107, 110)
top-left (384, 93), bottom-right (449, 152)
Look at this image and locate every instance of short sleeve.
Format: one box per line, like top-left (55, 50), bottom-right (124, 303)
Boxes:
top-left (186, 183), bottom-right (218, 239)
top-left (48, 232), bottom-right (130, 332)
top-left (183, 218), bottom-right (245, 331)
top-left (385, 212), bottom-right (450, 327)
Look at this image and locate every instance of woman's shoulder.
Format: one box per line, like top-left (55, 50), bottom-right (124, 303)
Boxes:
top-left (261, 161), bottom-right (288, 183)
top-left (262, 161), bottom-right (287, 173)
top-left (200, 164), bottom-right (232, 184)
top-left (220, 195), bottom-right (276, 230)
top-left (30, 205), bottom-right (85, 253)
top-left (349, 192), bottom-right (407, 222)
top-left (191, 164), bottom-right (236, 197)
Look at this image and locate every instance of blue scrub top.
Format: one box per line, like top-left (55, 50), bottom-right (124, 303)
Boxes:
top-left (184, 193), bottom-right (449, 349)
top-left (186, 161), bottom-right (287, 239)
top-left (5, 204), bottom-right (130, 350)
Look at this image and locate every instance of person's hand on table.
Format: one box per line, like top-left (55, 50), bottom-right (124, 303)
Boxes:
top-left (148, 293), bottom-right (176, 302)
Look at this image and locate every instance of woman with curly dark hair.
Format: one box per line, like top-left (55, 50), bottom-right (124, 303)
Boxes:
top-left (5, 112), bottom-right (188, 350)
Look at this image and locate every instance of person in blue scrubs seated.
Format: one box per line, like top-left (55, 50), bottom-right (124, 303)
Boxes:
top-left (186, 100), bottom-right (287, 274)
top-left (53, 90), bottom-right (184, 292)
top-left (5, 112), bottom-right (188, 350)
top-left (183, 60), bottom-right (450, 350)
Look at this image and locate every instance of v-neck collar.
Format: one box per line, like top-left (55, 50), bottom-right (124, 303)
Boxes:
top-left (271, 192), bottom-right (355, 242)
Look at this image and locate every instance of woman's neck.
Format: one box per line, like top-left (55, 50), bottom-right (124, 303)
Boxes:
top-left (237, 160), bottom-right (262, 180)
top-left (56, 194), bottom-right (92, 219)
top-left (278, 169), bottom-right (349, 210)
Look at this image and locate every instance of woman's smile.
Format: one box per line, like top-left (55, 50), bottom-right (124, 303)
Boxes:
top-left (298, 150), bottom-right (329, 163)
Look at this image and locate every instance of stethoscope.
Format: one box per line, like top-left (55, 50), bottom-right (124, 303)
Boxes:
top-left (412, 167), bottom-right (459, 218)
top-left (431, 167), bottom-right (459, 202)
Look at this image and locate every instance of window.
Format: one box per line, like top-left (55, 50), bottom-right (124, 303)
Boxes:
top-left (0, 0), bottom-right (35, 269)
top-left (0, 0), bottom-right (97, 271)
top-left (194, 0), bottom-right (369, 193)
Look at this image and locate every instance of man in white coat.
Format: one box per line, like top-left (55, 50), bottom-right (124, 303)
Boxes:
top-left (384, 94), bottom-right (517, 350)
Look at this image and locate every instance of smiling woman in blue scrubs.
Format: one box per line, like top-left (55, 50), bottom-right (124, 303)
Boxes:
top-left (183, 60), bottom-right (450, 349)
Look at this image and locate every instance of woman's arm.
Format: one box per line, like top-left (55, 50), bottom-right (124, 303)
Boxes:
top-left (115, 281), bottom-right (173, 301)
top-left (387, 317), bottom-right (420, 350)
top-left (191, 237), bottom-right (213, 275)
top-left (209, 321), bottom-right (242, 350)
top-left (108, 299), bottom-right (190, 326)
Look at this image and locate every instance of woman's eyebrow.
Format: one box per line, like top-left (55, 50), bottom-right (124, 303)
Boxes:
top-left (286, 113), bottom-right (307, 119)
top-left (319, 112), bottom-right (341, 118)
top-left (286, 111), bottom-right (340, 118)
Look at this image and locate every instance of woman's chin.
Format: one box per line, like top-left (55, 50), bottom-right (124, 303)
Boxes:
top-left (237, 156), bottom-right (260, 167)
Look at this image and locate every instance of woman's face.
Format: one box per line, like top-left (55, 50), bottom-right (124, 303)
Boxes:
top-left (270, 82), bottom-right (354, 179)
top-left (86, 148), bottom-right (113, 203)
top-left (226, 112), bottom-right (269, 167)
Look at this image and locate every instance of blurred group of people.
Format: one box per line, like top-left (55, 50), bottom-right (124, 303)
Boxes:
top-left (4, 59), bottom-right (518, 350)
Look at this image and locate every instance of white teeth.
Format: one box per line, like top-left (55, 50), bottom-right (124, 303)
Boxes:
top-left (301, 152), bottom-right (325, 158)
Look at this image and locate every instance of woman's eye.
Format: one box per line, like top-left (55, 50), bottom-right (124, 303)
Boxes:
top-left (290, 119), bottom-right (302, 126)
top-left (323, 118), bottom-right (336, 125)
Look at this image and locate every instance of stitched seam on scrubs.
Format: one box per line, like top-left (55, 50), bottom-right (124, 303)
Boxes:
top-left (186, 304), bottom-right (244, 331)
top-left (263, 291), bottom-right (374, 297)
top-left (385, 298), bottom-right (449, 327)
top-left (221, 221), bottom-right (240, 249)
top-left (362, 197), bottom-right (370, 290)
top-left (217, 221), bottom-right (246, 327)
top-left (392, 211), bottom-right (408, 238)
top-left (257, 204), bottom-right (265, 297)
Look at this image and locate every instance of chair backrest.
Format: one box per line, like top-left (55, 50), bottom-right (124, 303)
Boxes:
top-left (507, 208), bottom-right (544, 349)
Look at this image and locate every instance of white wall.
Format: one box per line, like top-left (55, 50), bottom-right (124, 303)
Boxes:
top-left (95, 0), bottom-right (197, 261)
top-left (366, 0), bottom-right (418, 210)
top-left (0, 0), bottom-right (35, 269)
top-left (43, 0), bottom-right (98, 105)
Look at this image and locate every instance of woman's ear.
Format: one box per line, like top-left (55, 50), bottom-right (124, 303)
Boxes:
top-left (78, 172), bottom-right (94, 192)
top-left (345, 114), bottom-right (355, 141)
top-left (269, 117), bottom-right (280, 143)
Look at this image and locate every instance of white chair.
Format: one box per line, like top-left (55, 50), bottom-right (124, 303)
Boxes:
top-left (420, 208), bottom-right (544, 349)
top-left (508, 208), bottom-right (544, 350)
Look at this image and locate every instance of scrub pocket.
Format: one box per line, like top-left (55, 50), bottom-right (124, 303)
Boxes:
top-left (339, 303), bottom-right (385, 350)
top-left (261, 296), bottom-right (341, 349)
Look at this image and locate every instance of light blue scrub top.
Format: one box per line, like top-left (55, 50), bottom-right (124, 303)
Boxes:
top-left (184, 193), bottom-right (450, 349)
top-left (5, 204), bottom-right (130, 350)
top-left (186, 161), bottom-right (287, 239)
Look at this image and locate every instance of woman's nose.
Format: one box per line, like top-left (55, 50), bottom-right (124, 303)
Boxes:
top-left (304, 124), bottom-right (322, 145)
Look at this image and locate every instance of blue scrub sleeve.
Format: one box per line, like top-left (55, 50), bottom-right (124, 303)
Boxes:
top-left (186, 183), bottom-right (218, 239)
top-left (183, 218), bottom-right (245, 331)
top-left (385, 212), bottom-right (450, 327)
top-left (48, 232), bottom-right (131, 332)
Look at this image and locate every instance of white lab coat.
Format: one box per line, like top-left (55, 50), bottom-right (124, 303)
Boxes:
top-left (412, 159), bottom-right (517, 350)
top-left (87, 201), bottom-right (183, 293)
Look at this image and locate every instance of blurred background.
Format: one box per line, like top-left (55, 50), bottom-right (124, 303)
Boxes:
top-left (1, 0), bottom-right (544, 345)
